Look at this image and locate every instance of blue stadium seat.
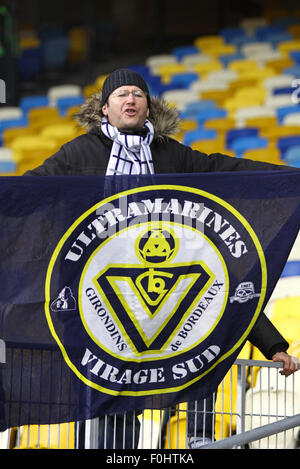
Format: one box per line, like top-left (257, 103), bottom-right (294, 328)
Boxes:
top-left (172, 46), bottom-right (199, 61)
top-left (183, 128), bottom-right (218, 146)
top-left (219, 52), bottom-right (245, 67)
top-left (56, 95), bottom-right (85, 116)
top-left (170, 73), bottom-right (199, 88)
top-left (225, 128), bottom-right (259, 149)
top-left (290, 51), bottom-right (300, 65)
top-left (277, 105), bottom-right (300, 123)
top-left (0, 117), bottom-right (28, 146)
top-left (0, 160), bottom-right (16, 173)
top-left (283, 65), bottom-right (300, 77)
top-left (284, 145), bottom-right (300, 165)
top-left (19, 96), bottom-right (49, 115)
top-left (278, 135), bottom-right (300, 159)
top-left (42, 36), bottom-right (70, 71)
top-left (280, 260), bottom-right (300, 278)
top-left (231, 136), bottom-right (268, 158)
top-left (193, 108), bottom-right (227, 125)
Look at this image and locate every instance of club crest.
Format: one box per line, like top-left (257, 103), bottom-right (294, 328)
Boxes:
top-left (45, 185), bottom-right (266, 396)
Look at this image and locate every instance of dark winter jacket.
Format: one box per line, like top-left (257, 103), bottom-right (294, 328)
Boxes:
top-left (24, 92), bottom-right (289, 358)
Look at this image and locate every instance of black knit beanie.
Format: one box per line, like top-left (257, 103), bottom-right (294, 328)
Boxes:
top-left (101, 68), bottom-right (150, 107)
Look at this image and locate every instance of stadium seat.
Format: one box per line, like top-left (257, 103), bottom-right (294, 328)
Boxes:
top-left (161, 89), bottom-right (199, 111)
top-left (19, 96), bottom-right (49, 115)
top-left (235, 106), bottom-right (276, 127)
top-left (277, 105), bottom-right (300, 123)
top-left (244, 116), bottom-right (278, 131)
top-left (181, 53), bottom-right (212, 68)
top-left (56, 95), bottom-right (85, 116)
top-left (194, 35), bottom-right (224, 51)
top-left (172, 45), bottom-right (199, 61)
top-left (0, 107), bottom-right (23, 121)
top-left (47, 85), bottom-right (82, 107)
top-left (263, 74), bottom-right (296, 92)
top-left (285, 145), bottom-right (300, 165)
top-left (145, 55), bottom-right (177, 75)
top-left (17, 423), bottom-right (75, 449)
top-left (10, 135), bottom-right (59, 174)
top-left (192, 108), bottom-right (227, 125)
top-left (191, 139), bottom-right (235, 156)
top-left (0, 117), bottom-right (29, 146)
top-left (243, 147), bottom-right (284, 165)
top-left (265, 94), bottom-right (298, 109)
top-left (183, 128), bottom-right (218, 146)
top-left (40, 122), bottom-right (85, 147)
top-left (190, 60), bottom-right (223, 78)
top-left (278, 135), bottom-right (300, 158)
top-left (68, 26), bottom-right (88, 63)
top-left (282, 112), bottom-right (300, 126)
top-left (169, 72), bottom-right (198, 88)
top-left (231, 136), bottom-right (268, 158)
top-left (225, 128), bottom-right (259, 149)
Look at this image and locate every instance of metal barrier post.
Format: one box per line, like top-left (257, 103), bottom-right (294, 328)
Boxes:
top-left (235, 361), bottom-right (247, 445)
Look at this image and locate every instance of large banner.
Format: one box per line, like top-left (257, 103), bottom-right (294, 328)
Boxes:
top-left (0, 171), bottom-right (300, 430)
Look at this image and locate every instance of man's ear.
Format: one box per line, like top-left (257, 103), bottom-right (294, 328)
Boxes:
top-left (102, 103), bottom-right (108, 116)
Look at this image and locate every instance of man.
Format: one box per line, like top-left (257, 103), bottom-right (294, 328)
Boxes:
top-left (25, 68), bottom-right (298, 448)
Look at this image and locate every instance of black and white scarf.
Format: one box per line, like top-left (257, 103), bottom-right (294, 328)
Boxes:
top-left (101, 117), bottom-right (155, 175)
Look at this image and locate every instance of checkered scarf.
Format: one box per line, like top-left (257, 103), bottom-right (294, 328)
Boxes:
top-left (101, 117), bottom-right (155, 175)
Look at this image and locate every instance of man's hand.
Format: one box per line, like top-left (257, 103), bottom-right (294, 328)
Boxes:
top-left (272, 352), bottom-right (299, 377)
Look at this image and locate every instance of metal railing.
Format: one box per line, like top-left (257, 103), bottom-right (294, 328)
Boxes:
top-left (1, 358), bottom-right (300, 449)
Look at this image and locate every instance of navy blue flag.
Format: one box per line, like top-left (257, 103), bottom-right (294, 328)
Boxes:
top-left (0, 171), bottom-right (300, 431)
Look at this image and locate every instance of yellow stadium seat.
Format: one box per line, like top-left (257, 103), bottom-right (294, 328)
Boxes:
top-left (40, 122), bottom-right (85, 147)
top-left (260, 126), bottom-right (300, 142)
top-left (83, 84), bottom-right (99, 98)
top-left (68, 27), bottom-right (88, 63)
top-left (200, 89), bottom-right (233, 107)
top-left (278, 40), bottom-right (300, 55)
top-left (66, 105), bottom-right (82, 119)
top-left (10, 135), bottom-right (59, 174)
top-left (224, 96), bottom-right (265, 114)
top-left (228, 59), bottom-right (260, 74)
top-left (16, 423), bottom-right (75, 449)
top-left (95, 74), bottom-right (109, 89)
top-left (228, 77), bottom-right (264, 95)
top-left (271, 296), bottom-right (300, 323)
top-left (265, 57), bottom-right (295, 74)
top-left (155, 63), bottom-right (187, 84)
top-left (191, 139), bottom-right (235, 156)
top-left (203, 117), bottom-right (236, 134)
top-left (203, 44), bottom-right (237, 58)
top-left (244, 116), bottom-right (278, 130)
top-left (194, 35), bottom-right (224, 50)
top-left (238, 67), bottom-right (276, 83)
top-left (2, 127), bottom-right (38, 147)
top-left (138, 410), bottom-right (164, 449)
top-left (243, 147), bottom-right (284, 165)
top-left (234, 86), bottom-right (267, 102)
top-left (191, 60), bottom-right (223, 78)
top-left (28, 107), bottom-right (60, 125)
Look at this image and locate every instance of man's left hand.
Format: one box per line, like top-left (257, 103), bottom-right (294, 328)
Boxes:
top-left (272, 352), bottom-right (299, 377)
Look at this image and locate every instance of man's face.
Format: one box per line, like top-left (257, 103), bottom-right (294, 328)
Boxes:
top-left (102, 85), bottom-right (149, 130)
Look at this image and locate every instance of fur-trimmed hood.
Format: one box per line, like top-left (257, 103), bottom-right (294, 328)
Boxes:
top-left (74, 92), bottom-right (180, 140)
